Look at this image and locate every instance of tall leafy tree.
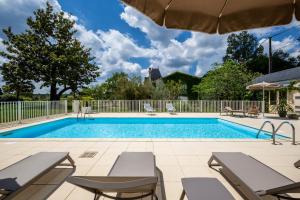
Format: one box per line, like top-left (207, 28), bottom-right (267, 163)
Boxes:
top-left (0, 28), bottom-right (35, 100)
top-left (224, 31), bottom-right (263, 63)
top-left (193, 61), bottom-right (260, 100)
top-left (165, 80), bottom-right (184, 100)
top-left (0, 2), bottom-right (99, 100)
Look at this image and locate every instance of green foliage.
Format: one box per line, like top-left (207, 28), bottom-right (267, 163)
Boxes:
top-left (273, 100), bottom-right (293, 117)
top-left (80, 72), bottom-right (154, 100)
top-left (151, 80), bottom-right (169, 100)
top-left (0, 94), bottom-right (22, 102)
top-left (165, 80), bottom-right (184, 100)
top-left (224, 31), bottom-right (299, 74)
top-left (162, 71), bottom-right (201, 99)
top-left (0, 2), bottom-right (99, 100)
top-left (224, 31), bottom-right (263, 63)
top-left (193, 61), bottom-right (260, 100)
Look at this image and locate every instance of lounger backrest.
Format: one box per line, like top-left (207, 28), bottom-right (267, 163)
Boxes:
top-left (67, 176), bottom-right (158, 193)
top-left (211, 152), bottom-right (294, 192)
top-left (225, 107), bottom-right (232, 111)
top-left (166, 103), bottom-right (174, 109)
top-left (0, 152), bottom-right (68, 192)
top-left (109, 152), bottom-right (156, 177)
top-left (144, 103), bottom-right (151, 109)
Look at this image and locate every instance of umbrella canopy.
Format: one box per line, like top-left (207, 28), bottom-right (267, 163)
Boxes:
top-left (247, 82), bottom-right (280, 117)
top-left (122, 0), bottom-right (300, 34)
top-left (246, 82), bottom-right (281, 91)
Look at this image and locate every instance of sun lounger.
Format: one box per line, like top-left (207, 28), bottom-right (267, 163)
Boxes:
top-left (224, 107), bottom-right (246, 117)
top-left (0, 152), bottom-right (75, 199)
top-left (166, 103), bottom-right (176, 113)
top-left (295, 160), bottom-right (300, 169)
top-left (247, 106), bottom-right (260, 117)
top-left (180, 177), bottom-right (235, 200)
top-left (144, 103), bottom-right (155, 113)
top-left (67, 152), bottom-right (158, 200)
top-left (208, 152), bottom-right (300, 200)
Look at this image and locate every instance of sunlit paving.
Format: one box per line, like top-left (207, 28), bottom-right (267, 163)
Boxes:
top-left (0, 0), bottom-right (300, 200)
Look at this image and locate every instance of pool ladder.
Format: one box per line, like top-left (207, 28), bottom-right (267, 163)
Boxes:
top-left (256, 121), bottom-right (296, 145)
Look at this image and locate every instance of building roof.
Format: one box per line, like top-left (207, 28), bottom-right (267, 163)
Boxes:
top-left (149, 68), bottom-right (162, 81)
top-left (163, 71), bottom-right (201, 80)
top-left (250, 67), bottom-right (300, 86)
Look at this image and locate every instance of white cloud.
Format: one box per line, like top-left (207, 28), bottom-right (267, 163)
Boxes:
top-left (120, 6), bottom-right (227, 77)
top-left (0, 0), bottom-right (61, 38)
top-left (120, 6), bottom-right (181, 48)
top-left (259, 36), bottom-right (300, 57)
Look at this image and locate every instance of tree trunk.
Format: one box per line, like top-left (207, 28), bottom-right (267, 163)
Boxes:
top-left (16, 91), bottom-right (20, 101)
top-left (50, 83), bottom-right (58, 101)
top-left (57, 87), bottom-right (71, 100)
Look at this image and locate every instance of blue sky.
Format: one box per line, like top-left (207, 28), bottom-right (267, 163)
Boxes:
top-left (0, 0), bottom-right (300, 89)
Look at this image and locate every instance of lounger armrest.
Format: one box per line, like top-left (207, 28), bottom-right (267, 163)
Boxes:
top-left (259, 182), bottom-right (300, 196)
top-left (67, 176), bottom-right (158, 191)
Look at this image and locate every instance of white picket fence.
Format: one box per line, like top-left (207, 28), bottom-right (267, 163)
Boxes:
top-left (75, 100), bottom-right (263, 113)
top-left (0, 101), bottom-right (68, 124)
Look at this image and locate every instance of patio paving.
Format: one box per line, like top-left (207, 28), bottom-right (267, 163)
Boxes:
top-left (0, 113), bottom-right (299, 199)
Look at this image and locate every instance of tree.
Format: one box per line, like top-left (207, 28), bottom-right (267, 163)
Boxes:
top-left (224, 31), bottom-right (263, 63)
top-left (165, 80), bottom-right (184, 100)
top-left (151, 80), bottom-right (169, 100)
top-left (0, 2), bottom-right (99, 100)
top-left (193, 61), bottom-right (260, 100)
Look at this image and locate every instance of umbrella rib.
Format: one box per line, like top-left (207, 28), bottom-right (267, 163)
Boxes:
top-left (162, 0), bottom-right (176, 26)
top-left (217, 0), bottom-right (229, 33)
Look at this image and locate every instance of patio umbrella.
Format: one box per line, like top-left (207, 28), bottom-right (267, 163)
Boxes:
top-left (247, 82), bottom-right (280, 116)
top-left (121, 0), bottom-right (300, 34)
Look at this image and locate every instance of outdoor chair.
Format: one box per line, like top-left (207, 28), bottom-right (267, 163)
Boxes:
top-left (166, 103), bottom-right (176, 113)
top-left (0, 152), bottom-right (75, 199)
top-left (144, 103), bottom-right (156, 113)
top-left (67, 152), bottom-right (158, 200)
top-left (180, 177), bottom-right (235, 200)
top-left (247, 106), bottom-right (260, 117)
top-left (208, 152), bottom-right (300, 200)
top-left (224, 106), bottom-right (246, 117)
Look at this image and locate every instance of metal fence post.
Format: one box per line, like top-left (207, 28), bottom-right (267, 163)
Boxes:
top-left (139, 100), bottom-right (141, 112)
top-left (241, 100), bottom-right (244, 111)
top-left (220, 100), bottom-right (223, 115)
top-left (179, 100), bottom-right (182, 112)
top-left (64, 100), bottom-right (68, 114)
top-left (119, 100), bottom-right (121, 112)
top-left (18, 101), bottom-right (22, 123)
top-left (46, 101), bottom-right (49, 118)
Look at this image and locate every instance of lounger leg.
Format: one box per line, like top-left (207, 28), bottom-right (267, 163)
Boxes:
top-left (67, 155), bottom-right (76, 168)
top-left (208, 155), bottom-right (220, 167)
top-left (94, 192), bottom-right (101, 200)
top-left (180, 190), bottom-right (186, 200)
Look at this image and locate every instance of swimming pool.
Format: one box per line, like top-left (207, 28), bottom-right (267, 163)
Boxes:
top-left (0, 118), bottom-right (273, 139)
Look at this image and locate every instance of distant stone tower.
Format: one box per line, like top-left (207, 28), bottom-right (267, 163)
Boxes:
top-left (148, 67), bottom-right (162, 82)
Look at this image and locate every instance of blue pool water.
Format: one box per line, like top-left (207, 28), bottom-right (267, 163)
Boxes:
top-left (0, 118), bottom-right (273, 139)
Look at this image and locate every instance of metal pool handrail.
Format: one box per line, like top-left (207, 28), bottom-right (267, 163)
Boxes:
top-left (256, 121), bottom-right (276, 144)
top-left (274, 121), bottom-right (296, 145)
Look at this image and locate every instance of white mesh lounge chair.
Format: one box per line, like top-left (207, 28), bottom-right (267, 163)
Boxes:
top-left (0, 152), bottom-right (75, 199)
top-left (67, 152), bottom-right (158, 200)
top-left (166, 103), bottom-right (176, 113)
top-left (144, 103), bottom-right (155, 113)
top-left (208, 152), bottom-right (300, 200)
